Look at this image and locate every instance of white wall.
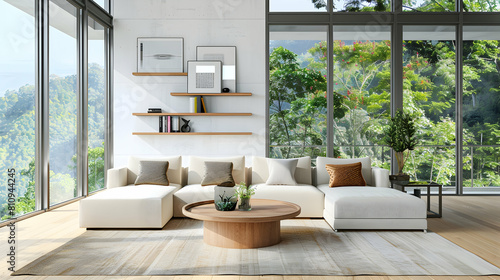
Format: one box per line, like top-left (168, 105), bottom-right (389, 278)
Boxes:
top-left (113, 0), bottom-right (266, 167)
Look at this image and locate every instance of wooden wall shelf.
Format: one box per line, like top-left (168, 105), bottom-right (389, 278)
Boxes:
top-left (170, 92), bottom-right (252, 96)
top-left (133, 132), bottom-right (252, 136)
top-left (132, 72), bottom-right (187, 76)
top-left (133, 113), bottom-right (252, 116)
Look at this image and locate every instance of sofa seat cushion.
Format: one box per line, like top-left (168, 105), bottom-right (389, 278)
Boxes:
top-left (79, 184), bottom-right (181, 228)
top-left (173, 184), bottom-right (216, 217)
top-left (318, 185), bottom-right (426, 219)
top-left (251, 184), bottom-right (324, 218)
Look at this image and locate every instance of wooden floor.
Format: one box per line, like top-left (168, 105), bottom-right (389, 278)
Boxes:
top-left (0, 196), bottom-right (498, 280)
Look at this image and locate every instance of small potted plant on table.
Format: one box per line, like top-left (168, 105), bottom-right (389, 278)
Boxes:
top-left (235, 182), bottom-right (255, 211)
top-left (382, 109), bottom-right (418, 185)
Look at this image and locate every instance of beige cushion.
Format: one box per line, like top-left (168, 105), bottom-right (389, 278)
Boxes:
top-left (188, 156), bottom-right (245, 185)
top-left (325, 162), bottom-right (366, 187)
top-left (201, 162), bottom-right (235, 187)
top-left (316, 157), bottom-right (372, 186)
top-left (252, 156), bottom-right (312, 185)
top-left (128, 156), bottom-right (182, 185)
top-left (134, 161), bottom-right (169, 186)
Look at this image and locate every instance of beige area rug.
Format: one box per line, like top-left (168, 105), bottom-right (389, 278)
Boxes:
top-left (14, 218), bottom-right (500, 276)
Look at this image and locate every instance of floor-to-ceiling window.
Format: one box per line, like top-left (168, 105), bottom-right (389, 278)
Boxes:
top-left (332, 26), bottom-right (391, 169)
top-left (269, 25), bottom-right (328, 159)
top-left (49, 0), bottom-right (79, 205)
top-left (88, 16), bottom-right (106, 192)
top-left (0, 0), bottom-right (36, 219)
top-left (0, 0), bottom-right (112, 223)
top-left (267, 0), bottom-right (500, 194)
top-left (402, 26), bottom-right (457, 193)
top-left (462, 26), bottom-right (500, 193)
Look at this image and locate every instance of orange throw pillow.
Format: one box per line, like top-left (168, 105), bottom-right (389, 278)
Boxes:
top-left (325, 162), bottom-right (366, 187)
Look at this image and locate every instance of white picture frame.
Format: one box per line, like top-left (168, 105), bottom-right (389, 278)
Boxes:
top-left (187, 60), bottom-right (222, 93)
top-left (196, 46), bottom-right (236, 92)
top-left (137, 37), bottom-right (183, 73)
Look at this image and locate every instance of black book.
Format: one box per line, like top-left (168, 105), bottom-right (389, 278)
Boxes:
top-left (159, 116), bottom-right (163, 132)
top-left (148, 108), bottom-right (162, 113)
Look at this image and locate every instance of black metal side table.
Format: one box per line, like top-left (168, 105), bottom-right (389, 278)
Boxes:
top-left (391, 181), bottom-right (442, 218)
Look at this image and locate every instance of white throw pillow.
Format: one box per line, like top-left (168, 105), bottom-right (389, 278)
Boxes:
top-left (266, 158), bottom-right (298, 185)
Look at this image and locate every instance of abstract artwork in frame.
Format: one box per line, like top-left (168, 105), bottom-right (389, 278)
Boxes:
top-left (187, 60), bottom-right (222, 93)
top-left (196, 46), bottom-right (236, 92)
top-left (137, 38), bottom-right (183, 73)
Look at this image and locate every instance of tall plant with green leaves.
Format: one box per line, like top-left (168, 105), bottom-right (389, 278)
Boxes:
top-left (382, 110), bottom-right (418, 174)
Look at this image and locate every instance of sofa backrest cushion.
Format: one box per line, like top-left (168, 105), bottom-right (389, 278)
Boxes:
top-left (128, 156), bottom-right (182, 185)
top-left (252, 156), bottom-right (312, 185)
top-left (188, 156), bottom-right (245, 185)
top-left (316, 156), bottom-right (372, 186)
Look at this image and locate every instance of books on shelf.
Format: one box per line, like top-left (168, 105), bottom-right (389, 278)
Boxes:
top-left (189, 97), bottom-right (207, 113)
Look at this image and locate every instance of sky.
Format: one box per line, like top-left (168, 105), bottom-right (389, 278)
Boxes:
top-left (0, 0), bottom-right (105, 96)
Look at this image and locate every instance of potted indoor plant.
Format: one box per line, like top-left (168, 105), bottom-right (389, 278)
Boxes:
top-left (382, 109), bottom-right (418, 183)
top-left (234, 182), bottom-right (256, 211)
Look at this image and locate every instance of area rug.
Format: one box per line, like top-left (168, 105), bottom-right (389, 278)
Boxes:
top-left (14, 218), bottom-right (500, 276)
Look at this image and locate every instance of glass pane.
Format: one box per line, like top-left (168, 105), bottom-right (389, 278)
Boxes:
top-left (49, 0), bottom-right (78, 205)
top-left (92, 0), bottom-right (109, 12)
top-left (403, 0), bottom-right (455, 11)
top-left (269, 25), bottom-right (328, 159)
top-left (462, 26), bottom-right (500, 193)
top-left (333, 0), bottom-right (390, 11)
top-left (88, 17), bottom-right (106, 193)
top-left (402, 26), bottom-right (456, 190)
top-left (270, 0), bottom-right (327, 12)
top-left (464, 0), bottom-right (500, 12)
top-left (332, 26), bottom-right (391, 168)
top-left (0, 0), bottom-right (36, 220)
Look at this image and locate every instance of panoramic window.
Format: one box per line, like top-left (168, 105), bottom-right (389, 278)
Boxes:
top-left (0, 0), bottom-right (36, 220)
top-left (403, 0), bottom-right (455, 11)
top-left (463, 0), bottom-right (500, 12)
top-left (332, 26), bottom-right (391, 168)
top-left (88, 17), bottom-right (107, 193)
top-left (333, 0), bottom-right (390, 11)
top-left (402, 26), bottom-right (456, 192)
top-left (462, 26), bottom-right (500, 193)
top-left (49, 0), bottom-right (79, 205)
top-left (269, 25), bottom-right (328, 159)
top-left (269, 0), bottom-right (328, 12)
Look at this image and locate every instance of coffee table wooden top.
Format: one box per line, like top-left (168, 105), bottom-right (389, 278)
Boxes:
top-left (182, 199), bottom-right (301, 223)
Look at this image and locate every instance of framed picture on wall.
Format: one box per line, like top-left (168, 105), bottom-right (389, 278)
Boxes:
top-left (137, 37), bottom-right (183, 73)
top-left (187, 60), bottom-right (222, 93)
top-left (196, 46), bottom-right (236, 92)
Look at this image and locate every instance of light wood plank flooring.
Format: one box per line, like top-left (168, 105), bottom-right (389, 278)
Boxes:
top-left (0, 196), bottom-right (498, 280)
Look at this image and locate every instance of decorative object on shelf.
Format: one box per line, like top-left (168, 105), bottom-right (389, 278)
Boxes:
top-left (171, 116), bottom-right (180, 132)
top-left (137, 38), bottom-right (183, 73)
top-left (382, 109), bottom-right (418, 183)
top-left (180, 118), bottom-right (191, 132)
top-left (197, 46), bottom-right (236, 92)
top-left (187, 60), bottom-right (222, 93)
top-left (148, 108), bottom-right (162, 113)
top-left (222, 88), bottom-right (229, 92)
top-left (214, 186), bottom-right (237, 211)
top-left (234, 182), bottom-right (255, 211)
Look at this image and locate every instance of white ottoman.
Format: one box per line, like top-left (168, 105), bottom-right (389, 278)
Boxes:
top-left (318, 186), bottom-right (427, 231)
top-left (79, 184), bottom-right (180, 228)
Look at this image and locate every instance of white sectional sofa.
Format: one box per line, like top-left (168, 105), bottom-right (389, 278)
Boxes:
top-left (79, 155), bottom-right (427, 231)
top-left (316, 156), bottom-right (427, 231)
top-left (79, 156), bottom-right (182, 228)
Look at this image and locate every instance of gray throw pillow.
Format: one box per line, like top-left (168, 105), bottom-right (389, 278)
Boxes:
top-left (201, 161), bottom-right (235, 187)
top-left (134, 161), bottom-right (169, 186)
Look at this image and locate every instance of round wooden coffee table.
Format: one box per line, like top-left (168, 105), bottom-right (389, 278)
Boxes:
top-left (182, 199), bottom-right (301, 249)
